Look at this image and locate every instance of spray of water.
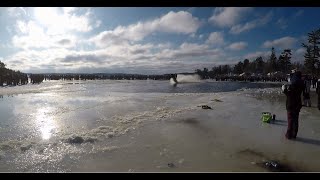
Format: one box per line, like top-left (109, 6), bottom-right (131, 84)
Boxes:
top-left (170, 74), bottom-right (201, 85)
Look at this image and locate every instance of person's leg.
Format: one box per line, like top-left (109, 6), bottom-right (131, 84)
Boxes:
top-left (318, 95), bottom-right (320, 110)
top-left (292, 111), bottom-right (299, 139)
top-left (286, 111), bottom-right (293, 139)
top-left (303, 97), bottom-right (307, 106)
top-left (308, 98), bottom-right (311, 107)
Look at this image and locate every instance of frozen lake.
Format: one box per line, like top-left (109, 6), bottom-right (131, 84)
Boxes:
top-left (1, 80), bottom-right (319, 172)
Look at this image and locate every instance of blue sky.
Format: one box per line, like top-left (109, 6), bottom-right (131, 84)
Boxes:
top-left (0, 7), bottom-right (319, 74)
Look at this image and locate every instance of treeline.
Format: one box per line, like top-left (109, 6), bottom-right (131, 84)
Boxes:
top-left (0, 61), bottom-right (46, 86)
top-left (0, 61), bottom-right (28, 86)
top-left (195, 28), bottom-right (320, 80)
top-left (43, 73), bottom-right (174, 81)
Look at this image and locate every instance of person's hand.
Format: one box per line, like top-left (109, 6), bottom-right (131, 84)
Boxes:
top-left (282, 84), bottom-right (286, 92)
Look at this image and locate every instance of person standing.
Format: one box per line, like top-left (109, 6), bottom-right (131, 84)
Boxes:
top-left (317, 78), bottom-right (320, 110)
top-left (313, 76), bottom-right (317, 88)
top-left (282, 71), bottom-right (305, 140)
top-left (303, 75), bottom-right (312, 107)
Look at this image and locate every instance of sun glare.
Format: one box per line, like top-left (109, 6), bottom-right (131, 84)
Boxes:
top-left (35, 106), bottom-right (57, 140)
top-left (33, 7), bottom-right (68, 35)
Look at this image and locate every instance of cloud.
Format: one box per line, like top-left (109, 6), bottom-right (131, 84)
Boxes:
top-left (155, 42), bottom-right (224, 61)
top-left (209, 7), bottom-right (253, 27)
top-left (276, 18), bottom-right (288, 30)
top-left (33, 7), bottom-right (95, 34)
top-left (10, 7), bottom-right (101, 51)
top-left (157, 11), bottom-right (201, 33)
top-left (262, 36), bottom-right (297, 49)
top-left (12, 29), bottom-right (77, 50)
top-left (9, 7), bottom-right (96, 35)
top-left (91, 11), bottom-right (201, 47)
top-left (57, 39), bottom-right (72, 45)
top-left (205, 32), bottom-right (224, 46)
top-left (290, 48), bottom-right (305, 62)
top-left (7, 7), bottom-right (27, 17)
top-left (13, 19), bottom-right (80, 50)
top-left (227, 42), bottom-right (248, 50)
top-left (63, 7), bottom-right (77, 14)
top-left (61, 54), bottom-right (109, 64)
top-left (243, 51), bottom-right (270, 60)
top-left (5, 40), bottom-right (226, 74)
top-left (295, 48), bottom-right (305, 55)
top-left (229, 12), bottom-right (272, 34)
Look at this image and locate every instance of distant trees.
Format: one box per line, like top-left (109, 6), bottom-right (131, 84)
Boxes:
top-left (268, 47), bottom-right (278, 72)
top-left (0, 60), bottom-right (29, 86)
top-left (194, 28), bottom-right (320, 79)
top-left (302, 28), bottom-right (320, 76)
top-left (195, 46), bottom-right (291, 79)
top-left (255, 56), bottom-right (265, 74)
top-left (278, 49), bottom-right (292, 74)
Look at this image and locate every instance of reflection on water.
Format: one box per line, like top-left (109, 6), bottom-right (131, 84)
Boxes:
top-left (34, 106), bottom-right (57, 140)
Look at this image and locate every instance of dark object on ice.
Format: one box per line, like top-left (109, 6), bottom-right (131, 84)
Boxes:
top-left (66, 136), bottom-right (84, 144)
top-left (257, 160), bottom-right (294, 172)
top-left (168, 163), bottom-right (175, 168)
top-left (211, 99), bottom-right (223, 102)
top-left (20, 144), bottom-right (32, 152)
top-left (265, 161), bottom-right (279, 169)
top-left (272, 114), bottom-right (276, 121)
top-left (198, 105), bottom-right (212, 109)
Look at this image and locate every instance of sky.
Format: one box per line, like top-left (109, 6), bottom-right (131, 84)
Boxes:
top-left (0, 7), bottom-right (319, 74)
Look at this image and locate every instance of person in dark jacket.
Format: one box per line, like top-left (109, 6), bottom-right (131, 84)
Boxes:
top-left (303, 75), bottom-right (312, 107)
top-left (313, 76), bottom-right (317, 88)
top-left (282, 71), bottom-right (304, 140)
top-left (316, 78), bottom-right (320, 110)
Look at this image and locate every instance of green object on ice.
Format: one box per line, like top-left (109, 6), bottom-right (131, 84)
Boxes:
top-left (262, 112), bottom-right (272, 123)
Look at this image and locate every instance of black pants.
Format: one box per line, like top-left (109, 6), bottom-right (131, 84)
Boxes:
top-left (303, 93), bottom-right (311, 107)
top-left (286, 111), bottom-right (299, 139)
top-left (318, 94), bottom-right (320, 110)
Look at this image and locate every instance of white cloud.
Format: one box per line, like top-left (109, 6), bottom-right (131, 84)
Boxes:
top-left (157, 11), bottom-right (201, 33)
top-left (295, 48), bottom-right (305, 55)
top-left (33, 7), bottom-right (95, 35)
top-left (205, 32), bottom-right (224, 46)
top-left (12, 24), bottom-right (78, 50)
top-left (243, 51), bottom-right (269, 60)
top-left (155, 42), bottom-right (224, 61)
top-left (11, 8), bottom-right (99, 50)
top-left (91, 11), bottom-right (201, 47)
top-left (209, 7), bottom-right (253, 27)
top-left (290, 48), bottom-right (305, 62)
top-left (63, 7), bottom-right (77, 14)
top-left (7, 7), bottom-right (27, 17)
top-left (227, 42), bottom-right (248, 50)
top-left (229, 12), bottom-right (272, 34)
top-left (262, 36), bottom-right (297, 49)
top-left (5, 40), bottom-right (226, 74)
